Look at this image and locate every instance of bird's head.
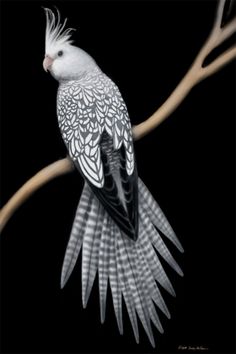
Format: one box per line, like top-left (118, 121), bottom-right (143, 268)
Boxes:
top-left (43, 8), bottom-right (97, 82)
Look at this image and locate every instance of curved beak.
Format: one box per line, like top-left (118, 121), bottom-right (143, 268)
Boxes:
top-left (43, 55), bottom-right (53, 72)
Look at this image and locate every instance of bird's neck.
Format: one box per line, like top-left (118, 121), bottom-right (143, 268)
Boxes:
top-left (58, 66), bottom-right (101, 85)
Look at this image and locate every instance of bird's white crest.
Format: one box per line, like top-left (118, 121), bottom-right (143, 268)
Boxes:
top-left (44, 8), bottom-right (75, 53)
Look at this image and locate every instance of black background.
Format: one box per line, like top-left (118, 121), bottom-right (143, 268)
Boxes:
top-left (0, 1), bottom-right (235, 353)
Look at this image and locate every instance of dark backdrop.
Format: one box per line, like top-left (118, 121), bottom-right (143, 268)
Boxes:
top-left (0, 1), bottom-right (235, 353)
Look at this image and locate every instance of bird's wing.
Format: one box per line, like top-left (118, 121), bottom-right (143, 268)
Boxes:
top-left (58, 80), bottom-right (104, 188)
top-left (87, 133), bottom-right (139, 241)
top-left (100, 81), bottom-right (138, 238)
top-left (58, 75), bottom-right (138, 239)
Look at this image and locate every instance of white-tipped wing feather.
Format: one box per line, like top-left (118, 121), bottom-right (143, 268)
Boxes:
top-left (57, 71), bottom-right (134, 188)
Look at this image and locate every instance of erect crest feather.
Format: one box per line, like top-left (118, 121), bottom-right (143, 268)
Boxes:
top-left (44, 8), bottom-right (75, 52)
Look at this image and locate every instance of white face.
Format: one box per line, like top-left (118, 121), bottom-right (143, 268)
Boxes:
top-left (43, 8), bottom-right (96, 82)
top-left (43, 44), bottom-right (95, 81)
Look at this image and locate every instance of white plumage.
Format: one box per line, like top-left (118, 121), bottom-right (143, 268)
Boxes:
top-left (43, 8), bottom-right (184, 347)
top-left (44, 8), bottom-right (74, 53)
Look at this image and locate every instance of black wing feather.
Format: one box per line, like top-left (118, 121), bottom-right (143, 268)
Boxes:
top-left (74, 133), bottom-right (139, 241)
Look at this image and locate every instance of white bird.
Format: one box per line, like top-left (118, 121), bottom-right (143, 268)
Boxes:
top-left (43, 8), bottom-right (184, 347)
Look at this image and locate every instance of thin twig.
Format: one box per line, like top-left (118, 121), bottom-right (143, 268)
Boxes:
top-left (199, 46), bottom-right (236, 81)
top-left (217, 19), bottom-right (236, 44)
top-left (214, 0), bottom-right (226, 31)
top-left (132, 70), bottom-right (197, 140)
top-left (133, 0), bottom-right (236, 139)
top-left (0, 0), bottom-right (235, 233)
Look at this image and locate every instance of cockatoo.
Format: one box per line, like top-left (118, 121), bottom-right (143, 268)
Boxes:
top-left (43, 8), bottom-right (184, 347)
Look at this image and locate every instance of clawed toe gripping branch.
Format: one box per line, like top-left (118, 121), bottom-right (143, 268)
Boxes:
top-left (0, 0), bottom-right (235, 233)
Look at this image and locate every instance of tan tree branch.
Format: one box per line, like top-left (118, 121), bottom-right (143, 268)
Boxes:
top-left (217, 19), bottom-right (236, 44)
top-left (199, 46), bottom-right (236, 81)
top-left (133, 1), bottom-right (236, 139)
top-left (214, 0), bottom-right (226, 31)
top-left (0, 0), bottom-right (235, 233)
top-left (0, 159), bottom-right (74, 233)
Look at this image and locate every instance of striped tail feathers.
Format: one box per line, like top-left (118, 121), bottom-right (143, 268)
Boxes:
top-left (115, 227), bottom-right (140, 343)
top-left (135, 241), bottom-right (164, 334)
top-left (98, 215), bottom-right (111, 323)
top-left (61, 183), bottom-right (93, 289)
top-left (137, 225), bottom-right (171, 319)
top-left (108, 223), bottom-right (123, 335)
top-left (138, 178), bottom-right (184, 253)
top-left (60, 178), bottom-right (184, 347)
top-left (124, 238), bottom-right (155, 347)
top-left (82, 213), bottom-right (104, 307)
top-left (140, 207), bottom-right (184, 277)
top-left (138, 220), bottom-right (176, 297)
top-left (82, 199), bottom-right (104, 308)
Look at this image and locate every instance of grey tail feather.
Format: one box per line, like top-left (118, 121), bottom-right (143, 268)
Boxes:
top-left (138, 178), bottom-right (184, 253)
top-left (60, 183), bottom-right (92, 289)
top-left (60, 178), bottom-right (184, 346)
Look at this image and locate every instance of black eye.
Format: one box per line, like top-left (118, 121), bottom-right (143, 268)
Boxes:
top-left (58, 50), bottom-right (63, 57)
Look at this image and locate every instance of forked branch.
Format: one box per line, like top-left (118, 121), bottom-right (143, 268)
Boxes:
top-left (132, 0), bottom-right (236, 139)
top-left (0, 0), bottom-right (235, 233)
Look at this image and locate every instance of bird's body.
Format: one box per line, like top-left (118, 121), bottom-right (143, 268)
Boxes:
top-left (57, 68), bottom-right (138, 239)
top-left (43, 9), bottom-right (183, 347)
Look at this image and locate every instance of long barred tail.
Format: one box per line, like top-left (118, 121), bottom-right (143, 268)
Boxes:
top-left (61, 178), bottom-right (184, 347)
